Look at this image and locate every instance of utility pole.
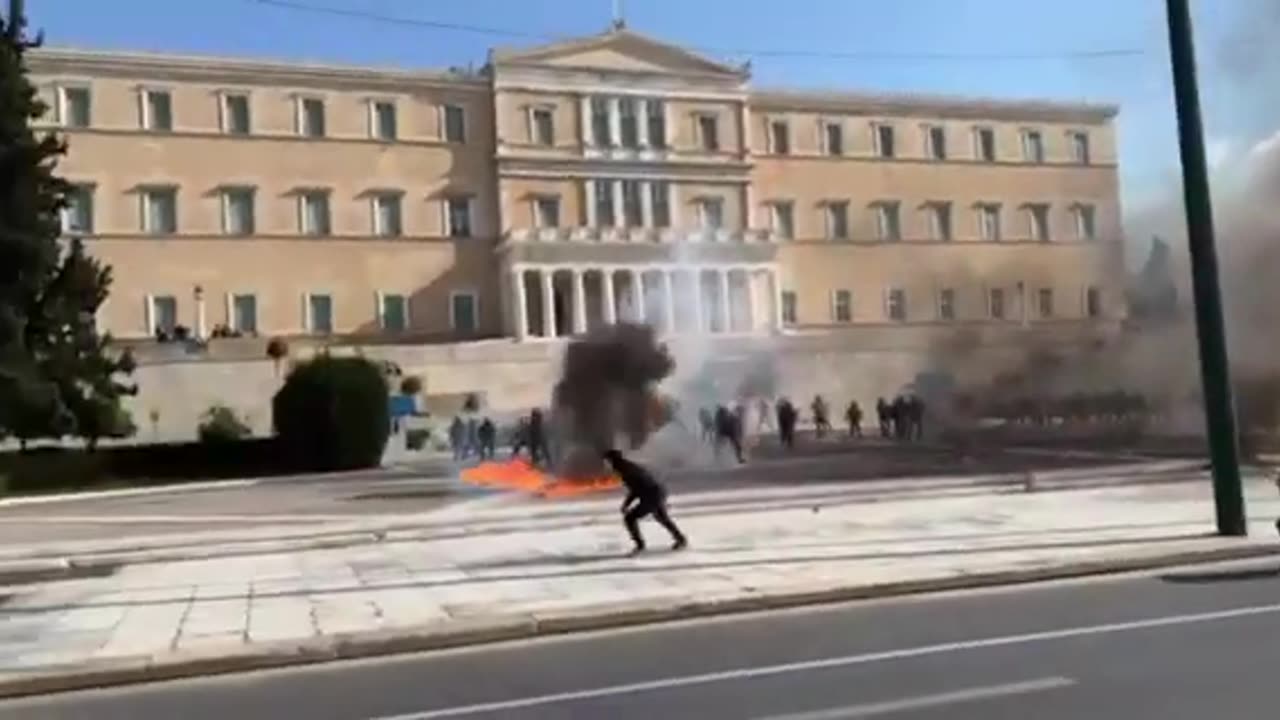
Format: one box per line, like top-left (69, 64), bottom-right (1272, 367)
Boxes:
top-left (5, 0), bottom-right (22, 42)
top-left (1165, 0), bottom-right (1247, 536)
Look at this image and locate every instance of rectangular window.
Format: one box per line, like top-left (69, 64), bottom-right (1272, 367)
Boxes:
top-left (142, 187), bottom-right (178, 235)
top-left (60, 86), bottom-right (91, 128)
top-left (594, 179), bottom-right (615, 227)
top-left (222, 93), bottom-right (250, 135)
top-left (824, 121), bottom-right (844, 156)
top-left (772, 201), bottom-right (795, 240)
top-left (826, 201), bottom-right (850, 240)
top-left (299, 191), bottom-right (331, 236)
top-left (781, 290), bottom-right (798, 326)
top-left (373, 193), bottom-right (403, 237)
top-left (619, 97), bottom-right (639, 148)
top-left (1069, 131), bottom-right (1091, 164)
top-left (1086, 286), bottom-right (1102, 318)
top-left (143, 89), bottom-right (172, 131)
top-left (927, 202), bottom-right (952, 242)
top-left (222, 187), bottom-right (255, 236)
top-left (372, 101), bottom-right (397, 140)
top-left (622, 180), bottom-right (643, 227)
top-left (886, 288), bottom-right (907, 322)
top-left (307, 293), bottom-right (333, 334)
top-left (531, 107), bottom-right (554, 146)
top-left (63, 184), bottom-right (94, 234)
top-left (974, 126), bottom-right (996, 162)
top-left (450, 292), bottom-right (479, 333)
top-left (938, 288), bottom-right (956, 321)
top-left (1022, 129), bottom-right (1045, 163)
top-left (925, 125), bottom-right (947, 160)
top-left (874, 202), bottom-right (901, 242)
top-left (832, 289), bottom-right (852, 323)
top-left (535, 196), bottom-right (560, 229)
top-left (646, 100), bottom-right (666, 149)
top-left (591, 97), bottom-right (610, 146)
top-left (443, 104), bottom-right (466, 143)
top-left (874, 124), bottom-right (896, 158)
top-left (300, 97), bottom-right (326, 137)
top-left (1038, 288), bottom-right (1055, 318)
top-left (698, 198), bottom-right (724, 230)
top-left (1072, 204), bottom-right (1097, 240)
top-left (698, 114), bottom-right (720, 151)
top-left (150, 295), bottom-right (178, 335)
top-left (989, 287), bottom-right (1007, 320)
top-left (380, 293), bottom-right (408, 332)
top-left (769, 119), bottom-right (790, 155)
top-left (231, 294), bottom-right (258, 334)
top-left (1027, 204), bottom-right (1051, 242)
top-left (446, 197), bottom-right (472, 238)
top-left (650, 181), bottom-right (670, 228)
top-left (978, 204), bottom-right (1002, 241)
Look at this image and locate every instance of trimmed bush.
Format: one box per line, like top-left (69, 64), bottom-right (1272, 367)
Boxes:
top-left (272, 355), bottom-right (390, 471)
top-left (198, 404), bottom-right (252, 444)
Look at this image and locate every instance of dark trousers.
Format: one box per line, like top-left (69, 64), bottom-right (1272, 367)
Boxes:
top-left (624, 495), bottom-right (686, 549)
top-left (716, 432), bottom-right (744, 463)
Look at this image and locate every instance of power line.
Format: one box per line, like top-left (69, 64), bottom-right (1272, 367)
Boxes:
top-left (249, 0), bottom-right (1148, 62)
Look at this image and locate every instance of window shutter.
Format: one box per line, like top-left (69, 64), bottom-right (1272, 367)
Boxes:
top-left (375, 291), bottom-right (385, 329)
top-left (144, 294), bottom-right (154, 335)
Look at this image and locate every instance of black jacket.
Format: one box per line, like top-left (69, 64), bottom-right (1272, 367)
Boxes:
top-left (611, 455), bottom-right (664, 500)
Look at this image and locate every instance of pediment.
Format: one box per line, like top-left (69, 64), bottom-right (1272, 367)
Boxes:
top-left (493, 29), bottom-right (745, 78)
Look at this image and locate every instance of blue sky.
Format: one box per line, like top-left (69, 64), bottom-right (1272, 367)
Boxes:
top-left (22, 0), bottom-right (1274, 213)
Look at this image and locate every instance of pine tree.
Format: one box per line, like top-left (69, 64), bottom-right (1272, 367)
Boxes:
top-left (0, 15), bottom-right (66, 444)
top-left (0, 16), bottom-right (136, 448)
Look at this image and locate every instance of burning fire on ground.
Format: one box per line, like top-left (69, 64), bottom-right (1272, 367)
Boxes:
top-left (460, 459), bottom-right (620, 498)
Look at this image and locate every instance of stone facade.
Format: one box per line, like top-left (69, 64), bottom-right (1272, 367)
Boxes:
top-left (25, 27), bottom-right (1126, 440)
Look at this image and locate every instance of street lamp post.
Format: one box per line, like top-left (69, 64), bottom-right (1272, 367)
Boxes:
top-left (1165, 0), bottom-right (1247, 536)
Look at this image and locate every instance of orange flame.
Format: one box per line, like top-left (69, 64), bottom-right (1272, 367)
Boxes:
top-left (460, 458), bottom-right (621, 499)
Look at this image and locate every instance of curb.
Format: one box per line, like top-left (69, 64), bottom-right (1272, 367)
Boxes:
top-left (0, 541), bottom-right (1276, 700)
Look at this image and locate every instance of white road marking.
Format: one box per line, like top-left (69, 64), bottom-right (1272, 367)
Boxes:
top-left (751, 676), bottom-right (1077, 719)
top-left (369, 600), bottom-right (1280, 719)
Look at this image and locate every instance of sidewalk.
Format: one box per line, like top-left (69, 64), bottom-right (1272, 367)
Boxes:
top-left (0, 476), bottom-right (1276, 697)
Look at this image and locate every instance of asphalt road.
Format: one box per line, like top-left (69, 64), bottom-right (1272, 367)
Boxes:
top-left (5, 558), bottom-right (1280, 719)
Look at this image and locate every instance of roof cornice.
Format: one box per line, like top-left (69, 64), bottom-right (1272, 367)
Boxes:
top-left (752, 89), bottom-right (1119, 123)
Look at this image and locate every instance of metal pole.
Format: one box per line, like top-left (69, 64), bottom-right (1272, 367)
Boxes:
top-left (5, 0), bottom-right (21, 42)
top-left (1166, 0), bottom-right (1246, 536)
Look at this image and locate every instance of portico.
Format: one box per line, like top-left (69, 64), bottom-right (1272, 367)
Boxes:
top-left (508, 263), bottom-right (784, 340)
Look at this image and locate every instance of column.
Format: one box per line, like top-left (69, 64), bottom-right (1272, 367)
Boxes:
top-left (661, 270), bottom-right (676, 334)
top-left (194, 293), bottom-right (207, 340)
top-left (743, 185), bottom-right (755, 235)
top-left (579, 95), bottom-right (592, 147)
top-left (691, 269), bottom-right (705, 334)
top-left (718, 268), bottom-right (732, 333)
top-left (745, 268), bottom-right (759, 333)
top-left (629, 268), bottom-right (645, 323)
top-left (540, 269), bottom-right (557, 338)
top-left (612, 180), bottom-right (626, 230)
top-left (771, 267), bottom-right (785, 331)
top-left (668, 183), bottom-right (680, 231)
top-left (585, 179), bottom-right (597, 228)
top-left (572, 267), bottom-right (587, 334)
top-left (637, 98), bottom-right (650, 147)
top-left (511, 268), bottom-right (529, 340)
top-left (608, 97), bottom-right (621, 147)
top-left (739, 101), bottom-right (752, 155)
top-left (602, 268), bottom-right (617, 325)
top-left (640, 180), bottom-right (654, 229)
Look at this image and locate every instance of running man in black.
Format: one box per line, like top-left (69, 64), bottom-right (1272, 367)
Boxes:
top-left (603, 449), bottom-right (688, 554)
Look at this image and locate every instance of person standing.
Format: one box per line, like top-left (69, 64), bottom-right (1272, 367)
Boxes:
top-left (876, 397), bottom-right (891, 438)
top-left (604, 449), bottom-right (688, 554)
top-left (476, 417), bottom-right (496, 459)
top-left (448, 417), bottom-right (465, 461)
top-left (845, 400), bottom-right (863, 438)
top-left (776, 397), bottom-right (798, 450)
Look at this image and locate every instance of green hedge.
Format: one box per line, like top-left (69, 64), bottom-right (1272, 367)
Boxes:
top-left (0, 438), bottom-right (289, 495)
top-left (272, 355), bottom-right (391, 471)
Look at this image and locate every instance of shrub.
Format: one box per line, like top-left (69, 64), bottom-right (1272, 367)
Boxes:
top-left (198, 404), bottom-right (252, 444)
top-left (400, 375), bottom-right (423, 396)
top-left (272, 355), bottom-right (390, 471)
